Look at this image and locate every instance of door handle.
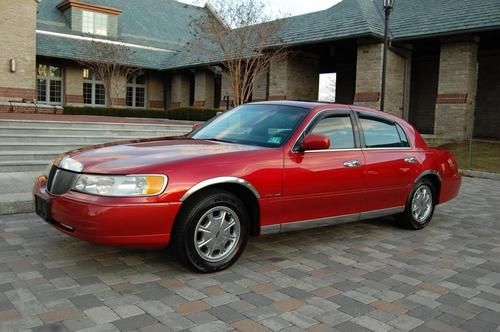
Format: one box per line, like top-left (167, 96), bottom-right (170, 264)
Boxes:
top-left (404, 157), bottom-right (418, 164)
top-left (343, 160), bottom-right (361, 168)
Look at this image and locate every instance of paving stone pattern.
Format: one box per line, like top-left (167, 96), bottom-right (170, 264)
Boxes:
top-left (0, 177), bottom-right (499, 331)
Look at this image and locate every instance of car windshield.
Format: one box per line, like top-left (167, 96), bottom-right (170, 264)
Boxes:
top-left (190, 104), bottom-right (310, 147)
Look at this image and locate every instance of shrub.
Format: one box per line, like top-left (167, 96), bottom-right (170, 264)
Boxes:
top-left (63, 106), bottom-right (222, 121)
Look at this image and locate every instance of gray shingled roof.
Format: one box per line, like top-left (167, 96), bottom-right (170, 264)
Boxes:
top-left (388, 0), bottom-right (500, 40)
top-left (36, 0), bottom-right (207, 69)
top-left (36, 0), bottom-right (500, 71)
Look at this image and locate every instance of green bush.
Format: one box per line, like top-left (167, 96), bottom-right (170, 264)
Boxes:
top-left (63, 106), bottom-right (222, 122)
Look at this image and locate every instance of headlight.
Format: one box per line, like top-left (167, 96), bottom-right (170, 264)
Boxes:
top-left (72, 174), bottom-right (167, 197)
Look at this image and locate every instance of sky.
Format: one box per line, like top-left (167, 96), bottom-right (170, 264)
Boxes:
top-left (178, 0), bottom-right (341, 16)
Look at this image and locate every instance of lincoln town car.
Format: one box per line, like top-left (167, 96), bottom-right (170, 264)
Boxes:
top-left (34, 101), bottom-right (461, 272)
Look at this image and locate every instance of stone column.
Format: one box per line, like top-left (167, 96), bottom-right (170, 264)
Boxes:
top-left (220, 73), bottom-right (233, 109)
top-left (0, 0), bottom-right (37, 103)
top-left (65, 65), bottom-right (84, 106)
top-left (354, 42), bottom-right (409, 117)
top-left (147, 73), bottom-right (165, 110)
top-left (252, 72), bottom-right (268, 101)
top-left (171, 72), bottom-right (190, 108)
top-left (269, 53), bottom-right (319, 100)
top-left (194, 70), bottom-right (214, 108)
top-left (434, 38), bottom-right (479, 140)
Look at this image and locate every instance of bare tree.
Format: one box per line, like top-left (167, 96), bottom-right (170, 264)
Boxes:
top-left (192, 0), bottom-right (287, 106)
top-left (78, 41), bottom-right (142, 107)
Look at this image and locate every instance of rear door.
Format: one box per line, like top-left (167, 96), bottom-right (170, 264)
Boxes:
top-left (356, 111), bottom-right (423, 212)
top-left (282, 110), bottom-right (366, 224)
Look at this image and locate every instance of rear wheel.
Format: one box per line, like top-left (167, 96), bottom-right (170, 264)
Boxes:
top-left (398, 179), bottom-right (436, 230)
top-left (172, 190), bottom-right (249, 273)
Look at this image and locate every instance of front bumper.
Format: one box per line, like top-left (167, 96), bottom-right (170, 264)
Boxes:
top-left (33, 175), bottom-right (182, 248)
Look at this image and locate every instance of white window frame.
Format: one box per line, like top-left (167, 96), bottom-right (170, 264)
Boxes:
top-left (36, 64), bottom-right (63, 105)
top-left (83, 69), bottom-right (106, 107)
top-left (126, 76), bottom-right (147, 108)
top-left (82, 10), bottom-right (108, 36)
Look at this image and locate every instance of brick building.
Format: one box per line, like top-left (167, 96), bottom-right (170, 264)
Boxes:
top-left (0, 0), bottom-right (499, 140)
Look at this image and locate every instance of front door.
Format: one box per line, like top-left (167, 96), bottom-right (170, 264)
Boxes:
top-left (282, 111), bottom-right (366, 226)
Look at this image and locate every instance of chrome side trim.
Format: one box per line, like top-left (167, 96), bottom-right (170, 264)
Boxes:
top-left (414, 170), bottom-right (441, 183)
top-left (362, 147), bottom-right (413, 151)
top-left (304, 148), bottom-right (362, 153)
top-left (260, 206), bottom-right (405, 235)
top-left (359, 206), bottom-right (404, 220)
top-left (260, 224), bottom-right (281, 235)
top-left (282, 213), bottom-right (359, 233)
top-left (180, 177), bottom-right (261, 202)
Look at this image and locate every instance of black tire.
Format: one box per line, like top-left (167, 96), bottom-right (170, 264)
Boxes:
top-left (398, 179), bottom-right (436, 230)
top-left (172, 189), bottom-right (249, 273)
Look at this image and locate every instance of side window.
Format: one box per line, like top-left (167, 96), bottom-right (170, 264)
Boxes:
top-left (310, 115), bottom-right (355, 149)
top-left (359, 116), bottom-right (410, 148)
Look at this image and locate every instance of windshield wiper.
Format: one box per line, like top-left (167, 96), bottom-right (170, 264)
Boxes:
top-left (203, 138), bottom-right (237, 144)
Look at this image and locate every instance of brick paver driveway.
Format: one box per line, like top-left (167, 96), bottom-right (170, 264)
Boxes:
top-left (1, 177), bottom-right (499, 332)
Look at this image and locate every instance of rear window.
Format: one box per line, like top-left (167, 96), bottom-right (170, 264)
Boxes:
top-left (359, 116), bottom-right (410, 148)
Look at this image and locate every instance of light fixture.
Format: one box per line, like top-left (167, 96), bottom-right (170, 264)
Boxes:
top-left (380, 0), bottom-right (395, 112)
top-left (9, 59), bottom-right (16, 73)
top-left (384, 0), bottom-right (395, 9)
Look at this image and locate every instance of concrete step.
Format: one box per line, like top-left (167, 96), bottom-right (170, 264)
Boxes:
top-left (0, 119), bottom-right (193, 131)
top-left (0, 151), bottom-right (60, 162)
top-left (0, 126), bottom-right (189, 137)
top-left (0, 143), bottom-right (87, 152)
top-left (0, 160), bottom-right (48, 173)
top-left (0, 133), bottom-right (186, 143)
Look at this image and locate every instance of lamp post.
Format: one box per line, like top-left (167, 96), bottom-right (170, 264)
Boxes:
top-left (380, 0), bottom-right (395, 112)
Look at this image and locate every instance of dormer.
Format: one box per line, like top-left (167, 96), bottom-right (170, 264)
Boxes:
top-left (57, 0), bottom-right (121, 37)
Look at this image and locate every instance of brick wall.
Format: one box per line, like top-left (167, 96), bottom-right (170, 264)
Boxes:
top-left (354, 43), bottom-right (382, 109)
top-left (252, 72), bottom-right (268, 101)
top-left (194, 71), bottom-right (214, 108)
top-left (171, 73), bottom-right (190, 107)
top-left (147, 73), bottom-right (165, 110)
top-left (65, 65), bottom-right (84, 106)
top-left (434, 40), bottom-right (478, 140)
top-left (269, 53), bottom-right (319, 100)
top-left (0, 0), bottom-right (37, 102)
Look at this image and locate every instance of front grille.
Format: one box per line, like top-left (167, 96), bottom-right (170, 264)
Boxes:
top-left (47, 166), bottom-right (78, 195)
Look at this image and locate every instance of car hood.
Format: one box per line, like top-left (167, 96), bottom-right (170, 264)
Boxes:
top-left (66, 137), bottom-right (262, 174)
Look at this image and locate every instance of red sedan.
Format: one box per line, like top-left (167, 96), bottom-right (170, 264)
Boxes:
top-left (34, 101), bottom-right (461, 272)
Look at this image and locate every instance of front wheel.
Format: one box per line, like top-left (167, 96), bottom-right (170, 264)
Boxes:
top-left (172, 190), bottom-right (249, 273)
top-left (398, 180), bottom-right (436, 230)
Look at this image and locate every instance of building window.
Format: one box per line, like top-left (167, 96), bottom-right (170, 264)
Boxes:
top-left (37, 64), bottom-right (62, 104)
top-left (83, 69), bottom-right (106, 106)
top-left (126, 75), bottom-right (146, 108)
top-left (82, 10), bottom-right (108, 36)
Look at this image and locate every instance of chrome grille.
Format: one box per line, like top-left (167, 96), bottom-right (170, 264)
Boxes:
top-left (47, 166), bottom-right (78, 195)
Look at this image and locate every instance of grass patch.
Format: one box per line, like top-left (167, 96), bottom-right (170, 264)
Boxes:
top-left (439, 141), bottom-right (500, 173)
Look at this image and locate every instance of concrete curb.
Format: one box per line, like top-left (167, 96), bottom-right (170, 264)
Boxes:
top-left (461, 169), bottom-right (500, 180)
top-left (0, 193), bottom-right (34, 215)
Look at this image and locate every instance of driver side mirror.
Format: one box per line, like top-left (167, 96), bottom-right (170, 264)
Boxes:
top-left (192, 123), bottom-right (201, 131)
top-left (299, 134), bottom-right (330, 151)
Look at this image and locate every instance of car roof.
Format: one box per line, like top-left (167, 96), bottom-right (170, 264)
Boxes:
top-left (249, 100), bottom-right (348, 110)
top-left (248, 100), bottom-right (407, 124)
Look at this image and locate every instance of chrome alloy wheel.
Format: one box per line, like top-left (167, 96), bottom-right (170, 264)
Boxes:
top-left (412, 185), bottom-right (433, 223)
top-left (194, 206), bottom-right (241, 263)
